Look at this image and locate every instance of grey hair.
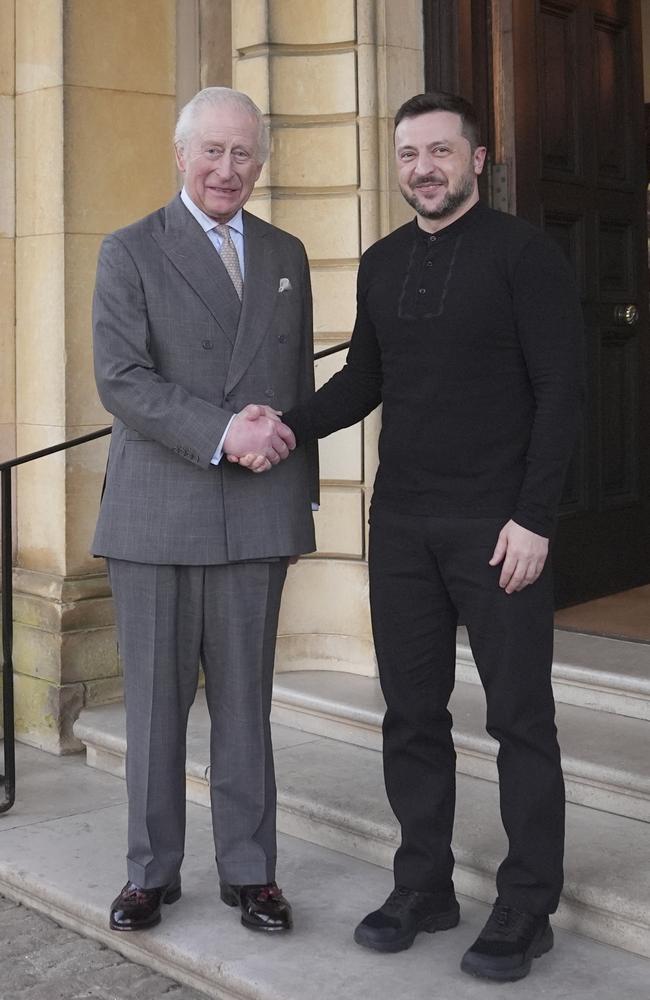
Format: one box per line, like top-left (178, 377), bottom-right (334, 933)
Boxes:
top-left (174, 87), bottom-right (270, 163)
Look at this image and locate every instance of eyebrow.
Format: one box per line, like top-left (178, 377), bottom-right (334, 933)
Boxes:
top-left (396, 137), bottom-right (456, 152)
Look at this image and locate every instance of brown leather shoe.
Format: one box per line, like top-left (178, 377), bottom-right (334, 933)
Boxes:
top-left (109, 878), bottom-right (181, 931)
top-left (220, 880), bottom-right (292, 932)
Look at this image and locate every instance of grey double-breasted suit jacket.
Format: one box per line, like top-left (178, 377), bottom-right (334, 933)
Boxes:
top-left (92, 194), bottom-right (318, 565)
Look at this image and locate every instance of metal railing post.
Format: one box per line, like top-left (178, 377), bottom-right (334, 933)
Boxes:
top-left (0, 467), bottom-right (15, 813)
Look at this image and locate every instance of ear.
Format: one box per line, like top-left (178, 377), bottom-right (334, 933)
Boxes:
top-left (473, 145), bottom-right (487, 176)
top-left (174, 143), bottom-right (186, 174)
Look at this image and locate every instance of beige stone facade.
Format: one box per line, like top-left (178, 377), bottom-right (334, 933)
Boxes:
top-left (1, 0), bottom-right (424, 751)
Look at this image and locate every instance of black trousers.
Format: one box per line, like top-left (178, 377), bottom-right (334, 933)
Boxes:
top-left (368, 506), bottom-right (565, 915)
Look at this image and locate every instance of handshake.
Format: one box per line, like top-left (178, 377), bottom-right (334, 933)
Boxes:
top-left (223, 403), bottom-right (296, 474)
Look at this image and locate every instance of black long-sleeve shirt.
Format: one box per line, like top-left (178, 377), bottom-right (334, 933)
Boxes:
top-left (284, 201), bottom-right (584, 537)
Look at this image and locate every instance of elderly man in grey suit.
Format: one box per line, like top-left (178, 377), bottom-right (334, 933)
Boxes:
top-left (92, 87), bottom-right (318, 935)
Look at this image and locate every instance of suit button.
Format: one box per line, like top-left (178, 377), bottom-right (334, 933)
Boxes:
top-left (202, 340), bottom-right (213, 350)
top-left (265, 388), bottom-right (275, 398)
top-left (277, 334), bottom-right (287, 343)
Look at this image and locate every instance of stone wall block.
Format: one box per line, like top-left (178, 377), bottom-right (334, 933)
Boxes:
top-left (363, 406), bottom-right (381, 492)
top-left (0, 238), bottom-right (15, 427)
top-left (15, 234), bottom-right (65, 425)
top-left (311, 267), bottom-right (357, 333)
top-left (61, 626), bottom-right (120, 684)
top-left (278, 558), bottom-right (372, 638)
top-left (65, 426), bottom-right (111, 576)
top-left (15, 0), bottom-right (63, 93)
top-left (13, 588), bottom-right (115, 633)
top-left (270, 52), bottom-right (356, 116)
top-left (63, 0), bottom-right (175, 94)
top-left (232, 0), bottom-right (268, 50)
top-left (13, 618), bottom-right (119, 686)
top-left (315, 486), bottom-right (364, 557)
top-left (313, 348), bottom-right (363, 482)
top-left (318, 424), bottom-right (363, 482)
top-left (269, 0), bottom-right (355, 45)
top-left (14, 673), bottom-right (84, 753)
top-left (12, 565), bottom-right (111, 604)
top-left (389, 188), bottom-right (414, 230)
top-left (198, 0), bottom-right (233, 89)
top-left (233, 53), bottom-right (270, 113)
top-left (0, 96), bottom-right (15, 237)
top-left (63, 88), bottom-right (177, 235)
top-left (15, 424), bottom-right (66, 574)
top-left (246, 192), bottom-right (272, 222)
top-left (358, 42), bottom-right (381, 118)
top-left (385, 44), bottom-right (423, 116)
top-left (0, 423), bottom-right (14, 465)
top-left (358, 115), bottom-right (381, 192)
top-left (15, 88), bottom-right (64, 236)
top-left (64, 235), bottom-right (109, 426)
top-left (270, 122), bottom-right (358, 188)
top-left (13, 620), bottom-right (62, 683)
top-left (356, 0), bottom-right (379, 46)
top-left (0, 0), bottom-right (15, 95)
top-left (272, 195), bottom-right (359, 260)
top-left (384, 0), bottom-right (424, 51)
top-left (83, 673), bottom-right (123, 707)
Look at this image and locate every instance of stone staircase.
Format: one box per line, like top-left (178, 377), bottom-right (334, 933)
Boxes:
top-left (73, 625), bottom-right (650, 969)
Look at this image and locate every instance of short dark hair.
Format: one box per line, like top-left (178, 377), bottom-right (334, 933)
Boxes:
top-left (394, 92), bottom-right (481, 150)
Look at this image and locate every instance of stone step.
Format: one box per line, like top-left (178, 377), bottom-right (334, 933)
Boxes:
top-left (3, 744), bottom-right (650, 1000)
top-left (270, 669), bottom-right (650, 822)
top-left (458, 627), bottom-right (650, 721)
top-left (74, 698), bottom-right (650, 960)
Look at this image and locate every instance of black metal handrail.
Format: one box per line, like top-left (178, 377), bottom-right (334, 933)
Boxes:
top-left (0, 340), bottom-right (350, 813)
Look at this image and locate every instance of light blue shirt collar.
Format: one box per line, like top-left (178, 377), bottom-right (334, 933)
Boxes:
top-left (180, 187), bottom-right (244, 236)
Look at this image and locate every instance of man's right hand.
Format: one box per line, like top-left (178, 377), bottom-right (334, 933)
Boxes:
top-left (223, 404), bottom-right (295, 467)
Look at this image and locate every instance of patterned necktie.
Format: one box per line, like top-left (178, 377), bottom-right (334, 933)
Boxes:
top-left (214, 223), bottom-right (243, 300)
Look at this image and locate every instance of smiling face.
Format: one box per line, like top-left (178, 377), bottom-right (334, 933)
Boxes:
top-left (175, 104), bottom-right (263, 222)
top-left (395, 110), bottom-right (486, 232)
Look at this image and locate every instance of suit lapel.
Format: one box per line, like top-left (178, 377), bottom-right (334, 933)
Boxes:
top-left (152, 195), bottom-right (241, 345)
top-left (224, 211), bottom-right (279, 395)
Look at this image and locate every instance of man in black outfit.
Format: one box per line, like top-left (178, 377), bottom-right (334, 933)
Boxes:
top-left (231, 92), bottom-right (583, 982)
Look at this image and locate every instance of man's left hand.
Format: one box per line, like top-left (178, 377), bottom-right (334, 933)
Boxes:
top-left (227, 451), bottom-right (272, 473)
top-left (489, 520), bottom-right (549, 594)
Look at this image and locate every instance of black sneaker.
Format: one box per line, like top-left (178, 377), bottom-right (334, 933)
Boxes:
top-left (354, 886), bottom-right (460, 953)
top-left (460, 899), bottom-right (554, 981)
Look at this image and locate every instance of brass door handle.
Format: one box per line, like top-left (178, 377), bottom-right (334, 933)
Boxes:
top-left (613, 304), bottom-right (639, 325)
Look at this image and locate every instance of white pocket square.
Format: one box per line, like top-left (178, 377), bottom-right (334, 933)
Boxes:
top-left (278, 277), bottom-right (292, 293)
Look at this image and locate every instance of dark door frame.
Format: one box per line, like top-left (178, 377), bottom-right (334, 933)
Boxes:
top-left (423, 0), bottom-right (494, 197)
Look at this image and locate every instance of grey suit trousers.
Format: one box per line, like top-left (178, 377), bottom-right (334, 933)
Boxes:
top-left (107, 557), bottom-right (287, 889)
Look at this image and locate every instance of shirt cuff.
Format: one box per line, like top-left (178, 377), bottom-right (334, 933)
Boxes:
top-left (211, 414), bottom-right (237, 466)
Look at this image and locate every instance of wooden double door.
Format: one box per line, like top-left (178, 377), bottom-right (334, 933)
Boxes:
top-left (426, 0), bottom-right (650, 606)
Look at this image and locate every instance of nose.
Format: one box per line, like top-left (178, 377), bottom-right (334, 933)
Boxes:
top-left (413, 151), bottom-right (436, 176)
top-left (214, 152), bottom-right (234, 177)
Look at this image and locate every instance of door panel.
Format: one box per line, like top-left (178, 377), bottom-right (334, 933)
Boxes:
top-left (513, 0), bottom-right (650, 606)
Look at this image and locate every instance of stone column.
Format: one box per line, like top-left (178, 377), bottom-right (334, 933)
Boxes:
top-left (12, 0), bottom-right (177, 752)
top-left (232, 0), bottom-right (423, 676)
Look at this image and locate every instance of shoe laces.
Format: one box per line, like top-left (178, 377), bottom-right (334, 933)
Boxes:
top-left (485, 902), bottom-right (533, 939)
top-left (255, 883), bottom-right (282, 902)
top-left (121, 882), bottom-right (153, 903)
